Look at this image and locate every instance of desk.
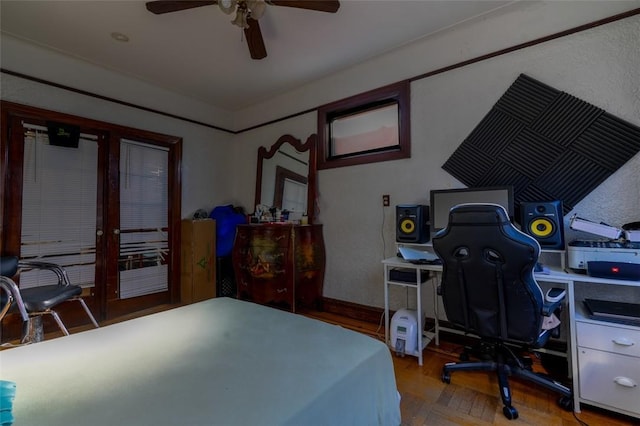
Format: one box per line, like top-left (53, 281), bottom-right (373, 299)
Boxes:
top-left (382, 255), bottom-right (640, 419)
top-left (382, 256), bottom-right (443, 366)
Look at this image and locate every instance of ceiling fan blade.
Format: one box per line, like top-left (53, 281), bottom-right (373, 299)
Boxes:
top-left (267, 0), bottom-right (340, 13)
top-left (146, 1), bottom-right (217, 15)
top-left (244, 18), bottom-right (267, 60)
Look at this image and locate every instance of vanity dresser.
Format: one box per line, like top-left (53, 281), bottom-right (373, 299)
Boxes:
top-left (238, 132), bottom-right (324, 312)
top-left (232, 223), bottom-right (325, 312)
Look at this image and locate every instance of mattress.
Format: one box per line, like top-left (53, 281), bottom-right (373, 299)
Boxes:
top-left (0, 297), bottom-right (401, 425)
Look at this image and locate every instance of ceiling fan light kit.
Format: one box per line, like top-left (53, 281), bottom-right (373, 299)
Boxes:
top-left (231, 7), bottom-right (249, 28)
top-left (218, 0), bottom-right (236, 15)
top-left (247, 1), bottom-right (267, 20)
top-left (145, 0), bottom-right (340, 59)
top-left (221, 0), bottom-right (266, 28)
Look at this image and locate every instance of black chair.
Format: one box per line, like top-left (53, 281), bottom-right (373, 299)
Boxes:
top-left (431, 203), bottom-right (572, 420)
top-left (0, 258), bottom-right (29, 343)
top-left (0, 256), bottom-right (99, 343)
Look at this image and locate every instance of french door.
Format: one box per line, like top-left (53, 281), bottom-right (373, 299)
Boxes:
top-left (18, 123), bottom-right (101, 293)
top-left (1, 102), bottom-right (181, 325)
top-left (105, 137), bottom-right (176, 319)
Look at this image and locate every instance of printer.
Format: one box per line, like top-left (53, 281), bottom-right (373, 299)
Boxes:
top-left (567, 240), bottom-right (640, 268)
top-left (567, 215), bottom-right (640, 280)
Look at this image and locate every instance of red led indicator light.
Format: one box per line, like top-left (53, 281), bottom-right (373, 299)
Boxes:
top-left (611, 267), bottom-right (620, 273)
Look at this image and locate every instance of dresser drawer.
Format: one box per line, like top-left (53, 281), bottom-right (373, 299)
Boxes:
top-left (578, 348), bottom-right (640, 416)
top-left (576, 321), bottom-right (640, 357)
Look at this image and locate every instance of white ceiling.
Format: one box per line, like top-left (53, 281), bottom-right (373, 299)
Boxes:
top-left (1, 1), bottom-right (513, 111)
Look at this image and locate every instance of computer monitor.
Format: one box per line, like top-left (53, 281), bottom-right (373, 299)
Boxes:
top-left (429, 186), bottom-right (514, 233)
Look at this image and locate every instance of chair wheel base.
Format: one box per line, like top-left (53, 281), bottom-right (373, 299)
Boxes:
top-left (441, 371), bottom-right (451, 384)
top-left (558, 396), bottom-right (573, 411)
top-left (503, 405), bottom-right (519, 420)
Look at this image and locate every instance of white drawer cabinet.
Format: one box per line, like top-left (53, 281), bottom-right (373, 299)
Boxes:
top-left (571, 280), bottom-right (640, 419)
top-left (577, 321), bottom-right (640, 358)
top-left (577, 347), bottom-right (639, 416)
top-left (536, 270), bottom-right (640, 419)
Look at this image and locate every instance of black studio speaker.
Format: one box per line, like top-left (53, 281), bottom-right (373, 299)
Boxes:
top-left (396, 205), bottom-right (430, 243)
top-left (520, 200), bottom-right (565, 249)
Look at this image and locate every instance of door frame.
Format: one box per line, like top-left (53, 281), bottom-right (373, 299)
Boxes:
top-left (1, 101), bottom-right (182, 323)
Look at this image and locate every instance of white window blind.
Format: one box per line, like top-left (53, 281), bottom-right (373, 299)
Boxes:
top-left (118, 139), bottom-right (169, 299)
top-left (282, 179), bottom-right (307, 213)
top-left (20, 124), bottom-right (98, 289)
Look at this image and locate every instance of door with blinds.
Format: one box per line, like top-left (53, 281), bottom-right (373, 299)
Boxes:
top-left (106, 139), bottom-right (172, 318)
top-left (1, 103), bottom-right (181, 327)
top-left (18, 123), bottom-right (101, 296)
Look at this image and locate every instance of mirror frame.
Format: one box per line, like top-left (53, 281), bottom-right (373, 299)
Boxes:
top-left (255, 133), bottom-right (317, 224)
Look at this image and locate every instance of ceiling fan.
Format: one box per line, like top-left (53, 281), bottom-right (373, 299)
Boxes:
top-left (145, 1), bottom-right (340, 60)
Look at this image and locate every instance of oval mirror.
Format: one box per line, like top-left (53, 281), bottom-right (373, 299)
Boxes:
top-left (254, 134), bottom-right (317, 224)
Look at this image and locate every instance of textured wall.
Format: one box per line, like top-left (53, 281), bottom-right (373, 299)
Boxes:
top-left (442, 73), bottom-right (640, 216)
top-left (318, 13), bottom-right (640, 313)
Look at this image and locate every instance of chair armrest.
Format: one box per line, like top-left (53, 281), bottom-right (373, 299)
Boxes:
top-left (18, 260), bottom-right (72, 286)
top-left (0, 276), bottom-right (29, 322)
top-left (542, 288), bottom-right (566, 316)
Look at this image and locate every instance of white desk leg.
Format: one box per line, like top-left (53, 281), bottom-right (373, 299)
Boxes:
top-left (567, 280), bottom-right (581, 413)
top-left (384, 264), bottom-right (390, 349)
top-left (416, 271), bottom-right (423, 366)
top-left (433, 273), bottom-right (440, 346)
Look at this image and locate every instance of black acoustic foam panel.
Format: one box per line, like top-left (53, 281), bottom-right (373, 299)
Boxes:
top-left (442, 74), bottom-right (640, 216)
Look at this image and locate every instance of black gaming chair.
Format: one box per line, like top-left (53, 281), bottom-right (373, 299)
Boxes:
top-left (431, 203), bottom-right (572, 420)
top-left (0, 256), bottom-right (99, 343)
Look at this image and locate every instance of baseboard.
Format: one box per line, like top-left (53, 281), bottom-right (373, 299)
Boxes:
top-left (321, 297), bottom-right (385, 324)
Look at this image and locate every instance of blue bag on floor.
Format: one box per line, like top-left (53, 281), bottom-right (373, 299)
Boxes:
top-left (209, 205), bottom-right (247, 257)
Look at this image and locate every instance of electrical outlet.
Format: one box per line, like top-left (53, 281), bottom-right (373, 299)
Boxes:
top-left (382, 194), bottom-right (390, 207)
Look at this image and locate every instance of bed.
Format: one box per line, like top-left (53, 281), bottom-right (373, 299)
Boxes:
top-left (0, 297), bottom-right (401, 425)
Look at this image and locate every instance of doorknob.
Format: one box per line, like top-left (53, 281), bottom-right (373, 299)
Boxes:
top-left (113, 229), bottom-right (120, 235)
top-left (96, 230), bottom-right (104, 236)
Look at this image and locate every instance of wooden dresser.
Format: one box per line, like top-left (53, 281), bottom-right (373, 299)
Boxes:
top-left (232, 224), bottom-right (325, 312)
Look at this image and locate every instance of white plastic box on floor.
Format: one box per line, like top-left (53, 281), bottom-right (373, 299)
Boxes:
top-left (390, 309), bottom-right (424, 357)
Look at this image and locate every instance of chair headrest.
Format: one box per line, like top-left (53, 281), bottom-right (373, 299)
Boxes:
top-left (434, 203), bottom-right (541, 256)
top-left (447, 203), bottom-right (511, 226)
top-left (0, 257), bottom-right (19, 277)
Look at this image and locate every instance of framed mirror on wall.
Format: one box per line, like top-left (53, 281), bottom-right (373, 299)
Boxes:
top-left (254, 134), bottom-right (318, 224)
